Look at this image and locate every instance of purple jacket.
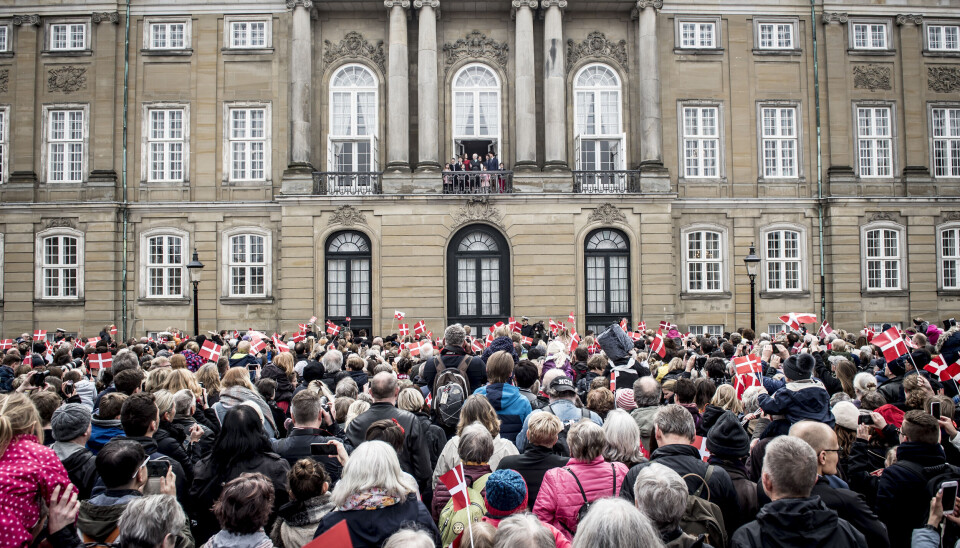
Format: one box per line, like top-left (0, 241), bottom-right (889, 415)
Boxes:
top-left (541, 357), bottom-right (573, 381)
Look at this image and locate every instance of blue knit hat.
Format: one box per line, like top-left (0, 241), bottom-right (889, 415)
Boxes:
top-left (483, 469), bottom-right (528, 517)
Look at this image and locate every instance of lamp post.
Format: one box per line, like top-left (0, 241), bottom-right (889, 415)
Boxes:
top-left (186, 249), bottom-right (204, 337)
top-left (744, 243), bottom-right (761, 333)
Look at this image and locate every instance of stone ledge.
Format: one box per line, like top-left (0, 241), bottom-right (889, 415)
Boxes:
top-left (680, 291), bottom-right (732, 300)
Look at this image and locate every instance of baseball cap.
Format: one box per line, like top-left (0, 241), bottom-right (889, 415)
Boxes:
top-left (549, 376), bottom-right (576, 393)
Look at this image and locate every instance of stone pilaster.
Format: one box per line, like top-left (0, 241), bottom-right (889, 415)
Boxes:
top-left (822, 13), bottom-right (856, 193)
top-left (897, 14), bottom-right (932, 191)
top-left (542, 0), bottom-right (567, 171)
top-left (385, 1), bottom-right (411, 172)
top-left (635, 0), bottom-right (670, 192)
top-left (415, 0), bottom-right (441, 172)
top-left (513, 0), bottom-right (538, 171)
top-left (282, 0), bottom-right (315, 194)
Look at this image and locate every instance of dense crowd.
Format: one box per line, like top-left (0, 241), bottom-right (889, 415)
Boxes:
top-left (1, 315), bottom-right (960, 548)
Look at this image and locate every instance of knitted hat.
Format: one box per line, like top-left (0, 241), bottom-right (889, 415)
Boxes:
top-left (483, 469), bottom-right (528, 518)
top-left (832, 401), bottom-right (859, 431)
top-left (51, 403), bottom-right (92, 442)
top-left (782, 353), bottom-right (815, 381)
top-left (706, 411), bottom-right (750, 459)
top-left (302, 361), bottom-right (325, 384)
top-left (875, 403), bottom-right (905, 429)
top-left (615, 389), bottom-right (637, 410)
top-left (886, 356), bottom-right (907, 377)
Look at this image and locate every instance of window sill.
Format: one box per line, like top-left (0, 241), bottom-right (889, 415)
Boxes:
top-left (760, 290), bottom-right (811, 299)
top-left (923, 50), bottom-right (960, 58)
top-left (680, 177), bottom-right (728, 185)
top-left (221, 48), bottom-right (274, 55)
top-left (34, 299), bottom-right (85, 307)
top-left (752, 48), bottom-right (802, 56)
top-left (680, 291), bottom-right (732, 300)
top-left (222, 180), bottom-right (271, 187)
top-left (136, 297), bottom-right (190, 305)
top-left (847, 49), bottom-right (896, 56)
top-left (41, 49), bottom-right (93, 57)
top-left (140, 48), bottom-right (193, 57)
top-left (219, 296), bottom-right (274, 305)
top-left (674, 48), bottom-right (724, 56)
top-left (0, 52), bottom-right (13, 59)
top-left (937, 289), bottom-right (960, 297)
top-left (860, 289), bottom-right (909, 297)
top-left (758, 177), bottom-right (805, 184)
top-left (140, 180), bottom-right (190, 188)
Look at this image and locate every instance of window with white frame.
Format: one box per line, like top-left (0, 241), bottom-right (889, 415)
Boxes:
top-left (226, 105), bottom-right (267, 181)
top-left (0, 107), bottom-right (7, 183)
top-left (148, 21), bottom-right (187, 50)
top-left (574, 64), bottom-right (625, 177)
top-left (757, 21), bottom-right (795, 50)
top-left (767, 323), bottom-right (787, 335)
top-left (227, 232), bottom-right (267, 297)
top-left (146, 107), bottom-right (186, 182)
top-left (852, 22), bottom-right (888, 50)
top-left (689, 325), bottom-right (723, 337)
top-left (0, 25), bottom-right (10, 52)
top-left (857, 106), bottom-right (893, 178)
top-left (932, 107), bottom-right (960, 178)
top-left (681, 105), bottom-right (720, 178)
top-left (452, 64), bottom-right (501, 159)
top-left (868, 322), bottom-right (901, 333)
top-left (38, 231), bottom-right (82, 299)
top-left (764, 229), bottom-right (802, 291)
top-left (329, 64), bottom-right (378, 173)
top-left (863, 225), bottom-right (902, 290)
top-left (49, 22), bottom-right (87, 51)
top-left (145, 233), bottom-right (185, 298)
top-left (679, 20), bottom-right (717, 49)
top-left (685, 229), bottom-right (723, 292)
top-left (940, 225), bottom-right (960, 290)
top-left (760, 106), bottom-right (798, 178)
top-left (228, 19), bottom-right (267, 49)
top-left (928, 24), bottom-right (960, 52)
top-left (47, 108), bottom-right (85, 183)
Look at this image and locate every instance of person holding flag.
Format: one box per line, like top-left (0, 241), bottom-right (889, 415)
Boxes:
top-left (756, 353), bottom-right (834, 438)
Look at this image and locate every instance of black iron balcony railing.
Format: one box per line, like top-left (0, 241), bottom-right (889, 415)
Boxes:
top-left (441, 171), bottom-right (514, 194)
top-left (312, 172), bottom-right (382, 195)
top-left (573, 170), bottom-right (642, 193)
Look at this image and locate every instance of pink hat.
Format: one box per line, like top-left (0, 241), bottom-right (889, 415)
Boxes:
top-left (615, 389), bottom-right (637, 410)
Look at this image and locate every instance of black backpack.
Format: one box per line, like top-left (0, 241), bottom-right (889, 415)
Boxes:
top-left (431, 355), bottom-right (473, 397)
top-left (544, 404), bottom-right (590, 457)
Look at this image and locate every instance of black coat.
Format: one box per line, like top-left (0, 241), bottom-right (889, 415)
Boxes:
top-left (261, 364), bottom-right (296, 403)
top-left (497, 445), bottom-right (570, 508)
top-left (414, 412), bottom-right (447, 471)
top-left (876, 441), bottom-right (950, 548)
top-left (344, 403), bottom-right (432, 492)
top-left (420, 347), bottom-right (487, 394)
top-left (56, 445), bottom-right (99, 500)
top-left (154, 421), bottom-right (200, 482)
top-left (314, 493), bottom-right (440, 548)
top-left (272, 426), bottom-right (349, 483)
top-left (108, 436), bottom-right (188, 505)
top-left (811, 477), bottom-right (889, 548)
top-left (731, 496), bottom-right (866, 547)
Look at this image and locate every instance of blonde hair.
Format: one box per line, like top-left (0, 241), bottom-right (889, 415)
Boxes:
top-left (196, 364), bottom-right (221, 394)
top-left (169, 354), bottom-right (187, 370)
top-left (0, 393), bottom-right (43, 456)
top-left (457, 395), bottom-right (501, 437)
top-left (222, 367), bottom-right (256, 391)
top-left (526, 412), bottom-right (564, 447)
top-left (486, 351), bottom-right (515, 384)
top-left (711, 384), bottom-right (744, 414)
top-left (273, 352), bottom-right (296, 382)
top-left (153, 390), bottom-right (176, 420)
top-left (396, 388), bottom-right (425, 414)
top-left (344, 400), bottom-right (370, 427)
top-left (145, 368), bottom-right (171, 393)
top-left (162, 368), bottom-right (202, 397)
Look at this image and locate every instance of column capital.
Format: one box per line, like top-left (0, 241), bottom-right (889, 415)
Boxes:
top-left (384, 0), bottom-right (410, 8)
top-left (413, 0), bottom-right (439, 8)
top-left (92, 12), bottom-right (120, 24)
top-left (513, 0), bottom-right (538, 8)
top-left (539, 0), bottom-right (567, 9)
top-left (896, 14), bottom-right (923, 26)
top-left (635, 0), bottom-right (663, 12)
top-left (822, 12), bottom-right (849, 25)
top-left (12, 14), bottom-right (40, 26)
top-left (285, 0), bottom-right (313, 8)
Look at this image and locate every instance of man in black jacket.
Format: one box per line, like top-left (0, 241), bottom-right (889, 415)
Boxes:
top-left (497, 412), bottom-right (569, 508)
top-left (273, 390), bottom-right (351, 483)
top-left (419, 324), bottom-right (487, 394)
top-left (790, 421), bottom-right (889, 548)
top-left (345, 372), bottom-right (432, 495)
top-left (50, 403), bottom-right (99, 500)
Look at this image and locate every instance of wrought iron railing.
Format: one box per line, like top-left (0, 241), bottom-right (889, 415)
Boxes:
top-left (312, 172), bottom-right (382, 195)
top-left (573, 170), bottom-right (642, 193)
top-left (441, 171), bottom-right (514, 194)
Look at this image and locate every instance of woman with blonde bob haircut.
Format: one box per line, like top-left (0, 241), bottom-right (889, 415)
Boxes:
top-left (602, 409), bottom-right (647, 468)
top-left (313, 441), bottom-right (440, 546)
top-left (432, 395), bottom-right (519, 486)
top-left (710, 383), bottom-right (744, 415)
top-left (162, 368), bottom-right (202, 398)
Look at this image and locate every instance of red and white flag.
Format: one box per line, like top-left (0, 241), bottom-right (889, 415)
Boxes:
top-left (926, 355), bottom-right (960, 382)
top-left (691, 435), bottom-right (711, 462)
top-left (438, 463), bottom-right (471, 512)
top-left (610, 370), bottom-right (618, 392)
top-left (394, 311), bottom-right (405, 320)
top-left (650, 330), bottom-right (666, 358)
top-left (520, 336), bottom-right (533, 346)
top-left (33, 330), bottom-right (47, 341)
top-left (326, 321), bottom-right (341, 336)
top-left (637, 321), bottom-right (646, 333)
top-left (398, 323), bottom-right (409, 337)
top-left (628, 331), bottom-right (643, 342)
top-left (425, 393), bottom-right (433, 409)
top-left (414, 320), bottom-right (426, 335)
top-left (291, 332), bottom-right (306, 343)
top-left (507, 317), bottom-right (517, 330)
top-left (273, 335), bottom-right (290, 353)
top-left (568, 313), bottom-right (576, 324)
top-left (733, 355), bottom-right (763, 376)
top-left (549, 319), bottom-right (561, 334)
top-left (485, 332), bottom-right (495, 347)
top-left (308, 316), bottom-right (317, 325)
top-left (905, 336), bottom-right (920, 350)
top-left (778, 313), bottom-right (817, 331)
top-left (88, 336), bottom-right (101, 345)
top-left (110, 325), bottom-right (118, 336)
top-left (74, 339), bottom-right (84, 349)
top-left (88, 353), bottom-right (113, 370)
top-left (862, 326), bottom-right (876, 342)
top-left (818, 322), bottom-right (834, 339)
top-left (471, 338), bottom-right (484, 353)
top-left (199, 340), bottom-right (222, 363)
top-left (404, 343), bottom-right (420, 357)
top-left (298, 323), bottom-right (309, 333)
top-left (734, 373), bottom-right (762, 400)
top-left (489, 321), bottom-right (504, 333)
top-left (250, 337), bottom-right (266, 354)
top-left (873, 327), bottom-right (909, 363)
top-left (569, 331), bottom-right (581, 352)
top-left (511, 322), bottom-right (522, 333)
top-left (619, 318), bottom-right (628, 332)
top-left (0, 339), bottom-right (12, 350)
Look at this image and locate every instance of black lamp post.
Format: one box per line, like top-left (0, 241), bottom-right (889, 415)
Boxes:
top-left (744, 243), bottom-right (761, 333)
top-left (186, 249), bottom-right (204, 337)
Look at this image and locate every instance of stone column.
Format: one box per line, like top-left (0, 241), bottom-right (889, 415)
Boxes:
top-left (282, 0), bottom-right (315, 193)
top-left (415, 0), bottom-right (441, 171)
top-left (385, 1), bottom-right (410, 171)
top-left (897, 14), bottom-right (931, 190)
top-left (636, 0), bottom-right (663, 167)
top-left (542, 0), bottom-right (567, 171)
top-left (513, 0), bottom-right (538, 171)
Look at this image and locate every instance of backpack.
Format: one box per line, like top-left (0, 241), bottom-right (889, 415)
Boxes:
top-left (81, 527), bottom-right (120, 548)
top-left (437, 473), bottom-right (490, 547)
top-left (431, 355), bottom-right (473, 396)
top-left (559, 463), bottom-right (617, 536)
top-left (680, 466), bottom-right (728, 548)
top-left (544, 404), bottom-right (590, 457)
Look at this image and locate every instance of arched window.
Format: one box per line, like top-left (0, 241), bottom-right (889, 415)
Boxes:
top-left (329, 64), bottom-right (378, 176)
top-left (574, 64), bottom-right (625, 184)
top-left (447, 225), bottom-right (510, 327)
top-left (584, 228), bottom-right (631, 333)
top-left (452, 64), bottom-right (501, 161)
top-left (140, 228), bottom-right (188, 299)
top-left (222, 228), bottom-right (271, 298)
top-left (35, 228), bottom-right (84, 300)
top-left (326, 231), bottom-right (372, 334)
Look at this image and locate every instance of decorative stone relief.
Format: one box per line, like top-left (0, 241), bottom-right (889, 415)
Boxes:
top-left (12, 14), bottom-right (40, 26)
top-left (540, 0), bottom-right (568, 8)
top-left (635, 0), bottom-right (663, 10)
top-left (0, 70), bottom-right (8, 94)
top-left (853, 65), bottom-right (891, 91)
top-left (91, 12), bottom-right (119, 24)
top-left (588, 203), bottom-right (627, 225)
top-left (443, 31), bottom-right (509, 70)
top-left (323, 32), bottom-right (386, 74)
top-left (822, 13), bottom-right (849, 25)
top-left (929, 66), bottom-right (960, 94)
top-left (512, 0), bottom-right (539, 8)
top-left (43, 218), bottom-right (78, 230)
top-left (47, 66), bottom-right (87, 94)
top-left (452, 197), bottom-right (504, 228)
top-left (285, 0), bottom-right (314, 8)
top-left (383, 0), bottom-right (410, 7)
top-left (328, 205), bottom-right (368, 227)
top-left (895, 14), bottom-right (923, 26)
top-left (566, 32), bottom-right (628, 73)
top-left (869, 212), bottom-right (895, 223)
top-left (942, 212), bottom-right (960, 223)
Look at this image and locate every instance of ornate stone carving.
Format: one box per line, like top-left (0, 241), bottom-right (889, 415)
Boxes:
top-left (566, 32), bottom-right (628, 73)
top-left (327, 205), bottom-right (368, 227)
top-left (443, 31), bottom-right (509, 70)
top-left (384, 0), bottom-right (410, 7)
top-left (895, 14), bottom-right (923, 26)
top-left (869, 212), bottom-right (895, 223)
top-left (853, 64), bottom-right (891, 91)
top-left (91, 12), bottom-right (119, 24)
top-left (512, 0), bottom-right (539, 8)
top-left (12, 14), bottom-right (40, 26)
top-left (0, 70), bottom-right (8, 94)
top-left (323, 32), bottom-right (386, 73)
top-left (43, 218), bottom-right (78, 230)
top-left (588, 203), bottom-right (627, 225)
top-left (635, 0), bottom-right (663, 10)
top-left (539, 0), bottom-right (567, 8)
top-left (942, 212), bottom-right (960, 223)
top-left (822, 12), bottom-right (848, 25)
top-left (47, 66), bottom-right (87, 94)
top-left (285, 0), bottom-right (314, 8)
top-left (414, 0), bottom-right (439, 7)
top-left (929, 66), bottom-right (960, 94)
top-left (452, 197), bottom-right (504, 228)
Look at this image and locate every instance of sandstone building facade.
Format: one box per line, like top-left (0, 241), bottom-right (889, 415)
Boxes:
top-left (0, 0), bottom-right (958, 339)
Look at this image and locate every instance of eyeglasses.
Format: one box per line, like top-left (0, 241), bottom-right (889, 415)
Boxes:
top-left (822, 448), bottom-right (842, 454)
top-left (133, 457), bottom-right (149, 479)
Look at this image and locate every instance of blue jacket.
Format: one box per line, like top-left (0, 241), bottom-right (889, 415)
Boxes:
top-left (757, 379), bottom-right (834, 426)
top-left (87, 419), bottom-right (124, 454)
top-left (473, 383), bottom-right (532, 444)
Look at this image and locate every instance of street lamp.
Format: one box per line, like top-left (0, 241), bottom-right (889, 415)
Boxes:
top-left (186, 249), bottom-right (204, 337)
top-left (744, 243), bottom-right (761, 333)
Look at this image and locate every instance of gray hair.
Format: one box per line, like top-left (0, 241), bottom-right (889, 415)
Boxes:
top-left (572, 497), bottom-right (665, 548)
top-left (741, 386), bottom-right (764, 414)
top-left (854, 372), bottom-right (878, 398)
top-left (444, 324), bottom-right (467, 347)
top-left (633, 377), bottom-right (661, 407)
top-left (602, 409), bottom-right (645, 465)
top-left (370, 372), bottom-right (398, 400)
top-left (763, 435), bottom-right (818, 499)
top-left (322, 350), bottom-right (343, 374)
top-left (173, 389), bottom-right (195, 416)
top-left (633, 463), bottom-right (688, 534)
top-left (568, 420), bottom-right (605, 462)
top-left (653, 404), bottom-right (696, 442)
top-left (859, 346), bottom-right (874, 362)
top-left (384, 529), bottom-right (436, 548)
top-left (117, 494), bottom-right (185, 548)
top-left (153, 390), bottom-right (175, 420)
top-left (112, 350), bottom-right (140, 373)
top-left (332, 441), bottom-right (416, 507)
top-left (494, 513), bottom-right (555, 548)
top-left (459, 423), bottom-right (495, 463)
top-left (335, 377), bottom-right (359, 399)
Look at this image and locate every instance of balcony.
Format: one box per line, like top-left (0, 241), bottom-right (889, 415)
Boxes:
top-left (312, 172), bottom-right (382, 195)
top-left (573, 170), bottom-right (642, 193)
top-left (441, 171), bottom-right (514, 194)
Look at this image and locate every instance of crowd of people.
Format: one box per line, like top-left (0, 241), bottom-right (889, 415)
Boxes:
top-left (442, 152), bottom-right (508, 193)
top-left (1, 315), bottom-right (960, 548)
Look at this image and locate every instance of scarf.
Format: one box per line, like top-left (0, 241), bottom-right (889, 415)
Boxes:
top-left (337, 489), bottom-right (401, 512)
top-left (218, 385), bottom-right (278, 435)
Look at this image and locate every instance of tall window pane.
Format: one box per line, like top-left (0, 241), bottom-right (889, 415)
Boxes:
top-left (585, 229), bottom-right (630, 328)
top-left (449, 226), bottom-right (509, 326)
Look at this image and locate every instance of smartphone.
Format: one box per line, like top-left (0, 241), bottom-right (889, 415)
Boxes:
top-left (858, 414), bottom-right (874, 425)
top-left (310, 443), bottom-right (339, 456)
top-left (146, 460), bottom-right (171, 478)
top-left (932, 400), bottom-right (943, 419)
top-left (943, 481), bottom-right (958, 516)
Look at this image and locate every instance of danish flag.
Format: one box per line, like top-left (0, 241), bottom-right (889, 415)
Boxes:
top-left (862, 327), bottom-right (877, 342)
top-left (326, 321), bottom-right (341, 336)
top-left (872, 327), bottom-right (909, 363)
top-left (818, 322), bottom-right (834, 339)
top-left (471, 338), bottom-right (484, 353)
top-left (520, 336), bottom-right (533, 346)
top-left (637, 321), bottom-right (646, 332)
top-left (438, 463), bottom-right (471, 512)
top-left (733, 354), bottom-right (763, 376)
top-left (549, 319), bottom-right (561, 334)
top-left (88, 336), bottom-right (101, 345)
top-left (298, 323), bottom-right (309, 333)
top-left (925, 355), bottom-right (960, 382)
top-left (291, 332), bottom-right (306, 343)
top-left (489, 322), bottom-right (504, 333)
top-left (250, 337), bottom-right (266, 354)
top-left (619, 318), bottom-right (628, 331)
top-left (485, 333), bottom-right (495, 347)
top-left (0, 340), bottom-right (12, 350)
top-left (308, 316), bottom-right (317, 325)
top-left (109, 325), bottom-right (118, 336)
top-left (199, 340), bottom-right (222, 363)
top-left (569, 331), bottom-right (581, 352)
top-left (511, 322), bottom-right (522, 333)
top-left (404, 343), bottom-right (420, 357)
top-left (508, 317), bottom-right (517, 330)
top-left (88, 353), bottom-right (112, 370)
top-left (273, 335), bottom-right (290, 353)
top-left (691, 435), bottom-right (711, 462)
top-left (659, 321), bottom-right (678, 332)
top-left (628, 331), bottom-right (643, 342)
top-left (778, 313), bottom-right (817, 332)
top-left (569, 313), bottom-right (576, 324)
top-left (33, 330), bottom-right (47, 341)
top-left (74, 339), bottom-right (84, 349)
top-left (414, 320), bottom-right (426, 335)
top-left (734, 373), bottom-right (762, 399)
top-left (425, 393), bottom-right (433, 408)
top-left (394, 311), bottom-right (405, 320)
top-left (398, 323), bottom-right (409, 337)
top-left (650, 330), bottom-right (667, 358)
top-left (905, 336), bottom-right (920, 350)
top-left (610, 370), bottom-right (618, 392)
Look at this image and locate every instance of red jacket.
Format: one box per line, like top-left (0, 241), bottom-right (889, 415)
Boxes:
top-left (430, 463), bottom-right (491, 521)
top-left (0, 434), bottom-right (74, 546)
top-left (533, 456), bottom-right (628, 539)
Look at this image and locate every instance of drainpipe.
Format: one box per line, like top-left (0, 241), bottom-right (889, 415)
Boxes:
top-left (811, 0), bottom-right (826, 322)
top-left (120, 0), bottom-right (131, 339)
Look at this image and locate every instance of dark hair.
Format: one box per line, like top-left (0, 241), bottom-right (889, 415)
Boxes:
top-left (210, 405), bottom-right (274, 476)
top-left (365, 418), bottom-right (404, 453)
top-left (30, 391), bottom-right (62, 424)
top-left (114, 369), bottom-right (145, 396)
top-left (290, 390), bottom-right (322, 424)
top-left (513, 360), bottom-right (539, 390)
top-left (573, 347), bottom-right (588, 363)
top-left (694, 377), bottom-right (716, 409)
top-left (721, 342), bottom-right (734, 359)
top-left (704, 358), bottom-right (727, 380)
top-left (213, 473), bottom-right (275, 534)
top-left (902, 410), bottom-right (940, 444)
top-left (255, 378), bottom-right (277, 401)
top-left (396, 357), bottom-right (414, 375)
top-left (288, 458), bottom-right (330, 502)
top-left (97, 392), bottom-right (128, 421)
top-left (673, 378), bottom-right (696, 405)
top-left (97, 439), bottom-right (146, 489)
top-left (121, 393), bottom-right (158, 437)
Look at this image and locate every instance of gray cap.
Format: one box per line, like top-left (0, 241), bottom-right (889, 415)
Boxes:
top-left (51, 403), bottom-right (92, 442)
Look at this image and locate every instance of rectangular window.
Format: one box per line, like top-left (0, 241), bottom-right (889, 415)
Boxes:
top-left (42, 235), bottom-right (79, 298)
top-left (765, 230), bottom-right (802, 291)
top-left (758, 23), bottom-right (794, 49)
top-left (147, 235), bottom-right (183, 297)
top-left (0, 25), bottom-right (9, 52)
top-left (928, 25), bottom-right (960, 52)
top-left (680, 22), bottom-right (716, 49)
top-left (689, 325), bottom-right (723, 337)
top-left (857, 106), bottom-right (893, 178)
top-left (865, 228), bottom-right (901, 290)
top-left (932, 107), bottom-right (960, 178)
top-left (48, 109), bottom-right (84, 183)
top-left (229, 234), bottom-right (266, 297)
top-left (0, 108), bottom-right (7, 183)
top-left (686, 230), bottom-right (723, 292)
top-left (147, 108), bottom-right (185, 182)
top-left (942, 228), bottom-right (960, 290)
top-left (229, 21), bottom-right (266, 49)
top-left (228, 107), bottom-right (266, 181)
top-left (853, 23), bottom-right (887, 50)
top-left (50, 23), bottom-right (86, 51)
top-left (150, 22), bottom-right (186, 49)
top-left (682, 106), bottom-right (720, 178)
top-left (760, 106), bottom-right (798, 178)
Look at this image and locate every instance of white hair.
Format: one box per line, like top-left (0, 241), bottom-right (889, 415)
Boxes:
top-left (542, 369), bottom-right (567, 397)
top-left (633, 463), bottom-right (688, 534)
top-left (322, 350), bottom-right (343, 373)
top-left (332, 441), bottom-right (416, 508)
top-left (602, 409), bottom-right (645, 465)
top-left (854, 372), bottom-right (878, 398)
top-left (493, 513), bottom-right (554, 548)
top-left (572, 498), bottom-right (665, 548)
top-left (384, 529), bottom-right (435, 548)
top-left (117, 494), bottom-right (185, 548)
top-left (741, 386), bottom-right (764, 414)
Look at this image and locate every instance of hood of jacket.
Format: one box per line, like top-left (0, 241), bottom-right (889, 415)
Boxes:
top-left (78, 491), bottom-right (142, 540)
top-left (91, 417), bottom-right (122, 428)
top-left (937, 325), bottom-right (960, 364)
top-left (228, 353), bottom-right (260, 369)
top-left (597, 324), bottom-right (634, 362)
top-left (478, 383), bottom-right (527, 413)
top-left (752, 496), bottom-right (841, 546)
top-left (52, 441), bottom-right (87, 462)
